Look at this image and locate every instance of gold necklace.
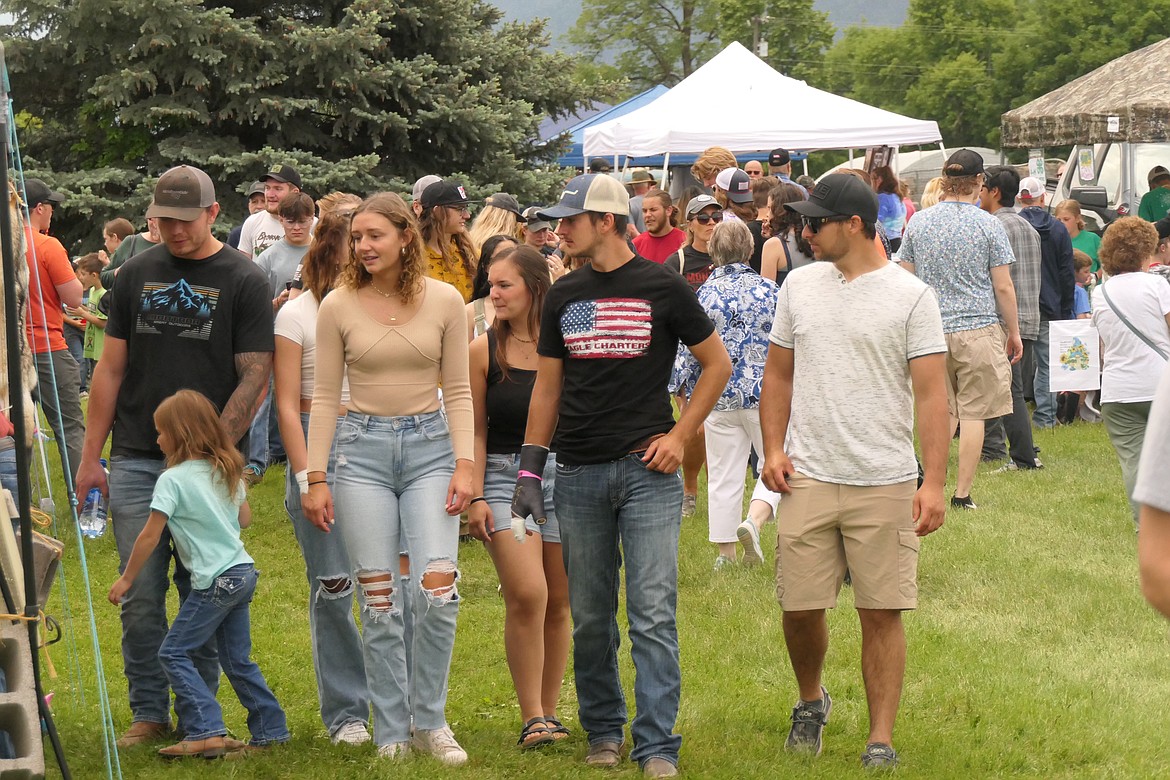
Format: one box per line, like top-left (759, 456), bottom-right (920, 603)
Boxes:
top-left (512, 334), bottom-right (535, 344)
top-left (369, 282), bottom-right (399, 322)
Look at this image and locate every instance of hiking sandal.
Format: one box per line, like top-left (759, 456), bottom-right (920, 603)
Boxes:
top-left (518, 717), bottom-right (555, 749)
top-left (544, 716), bottom-right (571, 741)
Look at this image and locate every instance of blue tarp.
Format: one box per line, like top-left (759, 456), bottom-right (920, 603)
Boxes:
top-left (540, 86), bottom-right (668, 168)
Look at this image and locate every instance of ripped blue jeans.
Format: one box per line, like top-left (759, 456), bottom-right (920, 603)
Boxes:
top-left (332, 411), bottom-right (460, 746)
top-left (284, 413), bottom-right (370, 737)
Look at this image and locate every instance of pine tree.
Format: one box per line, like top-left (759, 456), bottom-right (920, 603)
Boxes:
top-left (3, 0), bottom-right (601, 250)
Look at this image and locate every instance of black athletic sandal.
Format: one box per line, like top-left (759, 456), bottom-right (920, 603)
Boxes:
top-left (518, 718), bottom-right (555, 749)
top-left (544, 716), bottom-right (571, 741)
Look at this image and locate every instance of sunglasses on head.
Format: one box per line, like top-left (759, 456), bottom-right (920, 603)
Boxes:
top-left (800, 215), bottom-right (853, 233)
top-left (692, 211), bottom-right (724, 225)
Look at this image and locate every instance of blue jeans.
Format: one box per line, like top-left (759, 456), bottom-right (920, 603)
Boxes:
top-left (554, 454), bottom-right (683, 767)
top-left (483, 452), bottom-right (560, 542)
top-left (1033, 319), bottom-right (1056, 428)
top-left (246, 380), bottom-right (285, 472)
top-left (63, 326), bottom-right (85, 390)
top-left (332, 411), bottom-right (460, 746)
top-left (284, 413), bottom-right (370, 736)
top-left (109, 457), bottom-right (219, 727)
top-left (158, 563), bottom-right (289, 743)
top-left (0, 444), bottom-right (16, 534)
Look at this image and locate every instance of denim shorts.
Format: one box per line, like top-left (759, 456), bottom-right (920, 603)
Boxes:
top-left (483, 452), bottom-right (559, 543)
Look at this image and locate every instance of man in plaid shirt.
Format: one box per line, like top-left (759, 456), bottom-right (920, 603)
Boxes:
top-left (979, 165), bottom-right (1044, 470)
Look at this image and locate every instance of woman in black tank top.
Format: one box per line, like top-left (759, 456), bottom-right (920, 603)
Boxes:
top-left (467, 246), bottom-right (572, 750)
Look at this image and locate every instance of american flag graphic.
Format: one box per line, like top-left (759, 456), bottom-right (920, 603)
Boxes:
top-left (561, 298), bottom-right (653, 359)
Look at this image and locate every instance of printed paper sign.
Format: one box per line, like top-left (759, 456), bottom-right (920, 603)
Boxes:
top-left (1078, 148), bottom-right (1095, 182)
top-left (1028, 151), bottom-right (1046, 183)
top-left (1107, 116), bottom-right (1120, 133)
top-left (1049, 319), bottom-right (1100, 392)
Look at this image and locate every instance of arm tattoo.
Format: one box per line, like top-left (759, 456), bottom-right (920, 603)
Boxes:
top-left (221, 351), bottom-right (273, 444)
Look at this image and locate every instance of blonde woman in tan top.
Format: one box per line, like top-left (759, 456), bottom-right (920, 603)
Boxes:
top-left (304, 192), bottom-right (474, 765)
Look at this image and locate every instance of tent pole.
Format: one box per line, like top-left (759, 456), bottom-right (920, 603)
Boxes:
top-left (661, 152), bottom-right (670, 197)
top-left (938, 141), bottom-right (948, 157)
top-left (0, 41), bottom-right (72, 780)
top-left (848, 148), bottom-right (855, 167)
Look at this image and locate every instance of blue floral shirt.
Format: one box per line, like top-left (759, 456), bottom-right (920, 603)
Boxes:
top-left (670, 263), bottom-right (779, 410)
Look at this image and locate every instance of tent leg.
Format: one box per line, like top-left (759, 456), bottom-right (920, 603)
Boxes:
top-left (661, 153), bottom-right (670, 196)
top-left (938, 141), bottom-right (948, 157)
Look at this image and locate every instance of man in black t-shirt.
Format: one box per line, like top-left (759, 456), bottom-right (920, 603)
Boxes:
top-left (511, 174), bottom-right (730, 777)
top-left (75, 165), bottom-right (274, 749)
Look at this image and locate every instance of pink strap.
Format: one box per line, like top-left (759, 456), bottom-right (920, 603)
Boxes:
top-left (518, 470), bottom-right (543, 482)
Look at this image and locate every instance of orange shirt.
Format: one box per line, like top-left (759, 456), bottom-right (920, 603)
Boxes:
top-left (25, 228), bottom-right (74, 355)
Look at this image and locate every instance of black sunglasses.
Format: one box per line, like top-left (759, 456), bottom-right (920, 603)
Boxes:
top-left (800, 215), bottom-right (853, 234)
top-left (692, 211), bottom-right (724, 225)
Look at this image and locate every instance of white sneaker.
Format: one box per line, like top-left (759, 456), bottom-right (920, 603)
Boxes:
top-left (412, 725), bottom-right (467, 766)
top-left (737, 520), bottom-right (764, 566)
top-left (332, 721), bottom-right (371, 746)
top-left (377, 741), bottom-right (410, 760)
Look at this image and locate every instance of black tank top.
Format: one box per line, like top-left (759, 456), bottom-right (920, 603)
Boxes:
top-left (486, 330), bottom-right (536, 454)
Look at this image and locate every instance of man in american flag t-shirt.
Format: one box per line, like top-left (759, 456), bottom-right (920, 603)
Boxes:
top-left (511, 174), bottom-right (730, 777)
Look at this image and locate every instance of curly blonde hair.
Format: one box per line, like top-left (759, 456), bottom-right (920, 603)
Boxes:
top-left (691, 147), bottom-right (738, 185)
top-left (1099, 216), bottom-right (1157, 276)
top-left (341, 193), bottom-right (425, 303)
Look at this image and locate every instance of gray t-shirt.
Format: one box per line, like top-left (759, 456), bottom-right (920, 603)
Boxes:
top-left (1135, 361), bottom-right (1170, 513)
top-left (254, 239), bottom-right (309, 298)
top-left (769, 261), bottom-right (946, 485)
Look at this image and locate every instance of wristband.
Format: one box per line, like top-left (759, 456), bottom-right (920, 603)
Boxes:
top-left (308, 479), bottom-right (328, 486)
top-left (295, 469), bottom-right (309, 495)
top-left (517, 470), bottom-right (543, 482)
top-left (469, 496), bottom-right (487, 506)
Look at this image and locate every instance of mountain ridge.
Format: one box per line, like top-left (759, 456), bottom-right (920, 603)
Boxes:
top-left (496, 0), bottom-right (910, 51)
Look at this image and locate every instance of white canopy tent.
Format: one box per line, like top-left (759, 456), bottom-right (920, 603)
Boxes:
top-left (584, 42), bottom-right (942, 159)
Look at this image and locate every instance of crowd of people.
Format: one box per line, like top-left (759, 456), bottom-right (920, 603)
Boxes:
top-left (12, 142), bottom-right (1170, 775)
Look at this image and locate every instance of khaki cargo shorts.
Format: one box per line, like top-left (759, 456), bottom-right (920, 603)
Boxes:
top-left (944, 324), bottom-right (1013, 420)
top-left (775, 474), bottom-right (919, 611)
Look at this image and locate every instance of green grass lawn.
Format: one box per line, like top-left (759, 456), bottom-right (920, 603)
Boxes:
top-left (28, 420), bottom-right (1170, 778)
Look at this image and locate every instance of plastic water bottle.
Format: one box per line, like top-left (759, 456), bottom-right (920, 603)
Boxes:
top-left (79, 458), bottom-right (109, 539)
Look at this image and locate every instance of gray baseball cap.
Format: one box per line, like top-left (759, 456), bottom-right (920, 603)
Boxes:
top-left (146, 166), bottom-right (217, 220)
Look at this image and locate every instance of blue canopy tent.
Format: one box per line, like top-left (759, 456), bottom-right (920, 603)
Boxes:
top-left (539, 84), bottom-right (794, 170)
top-left (540, 86), bottom-right (668, 168)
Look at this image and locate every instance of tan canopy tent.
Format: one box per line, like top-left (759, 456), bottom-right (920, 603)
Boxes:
top-left (1001, 36), bottom-right (1170, 147)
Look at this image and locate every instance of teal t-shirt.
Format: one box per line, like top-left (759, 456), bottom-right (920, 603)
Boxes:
top-left (150, 459), bottom-right (251, 590)
top-left (1071, 230), bottom-right (1102, 273)
top-left (1138, 187), bottom-right (1170, 222)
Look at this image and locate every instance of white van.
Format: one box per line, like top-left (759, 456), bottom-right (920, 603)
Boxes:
top-left (1052, 142), bottom-right (1170, 229)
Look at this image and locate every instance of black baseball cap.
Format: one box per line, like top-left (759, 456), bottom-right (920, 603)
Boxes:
top-left (769, 148), bottom-right (791, 167)
top-left (245, 181), bottom-right (265, 198)
top-left (943, 149), bottom-right (984, 177)
top-left (261, 164), bottom-right (303, 189)
top-left (1156, 217), bottom-right (1170, 241)
top-left (784, 173), bottom-right (878, 224)
top-left (484, 192), bottom-right (521, 216)
top-left (421, 180), bottom-right (474, 210)
top-left (588, 157), bottom-right (613, 173)
top-left (24, 179), bottom-right (65, 208)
